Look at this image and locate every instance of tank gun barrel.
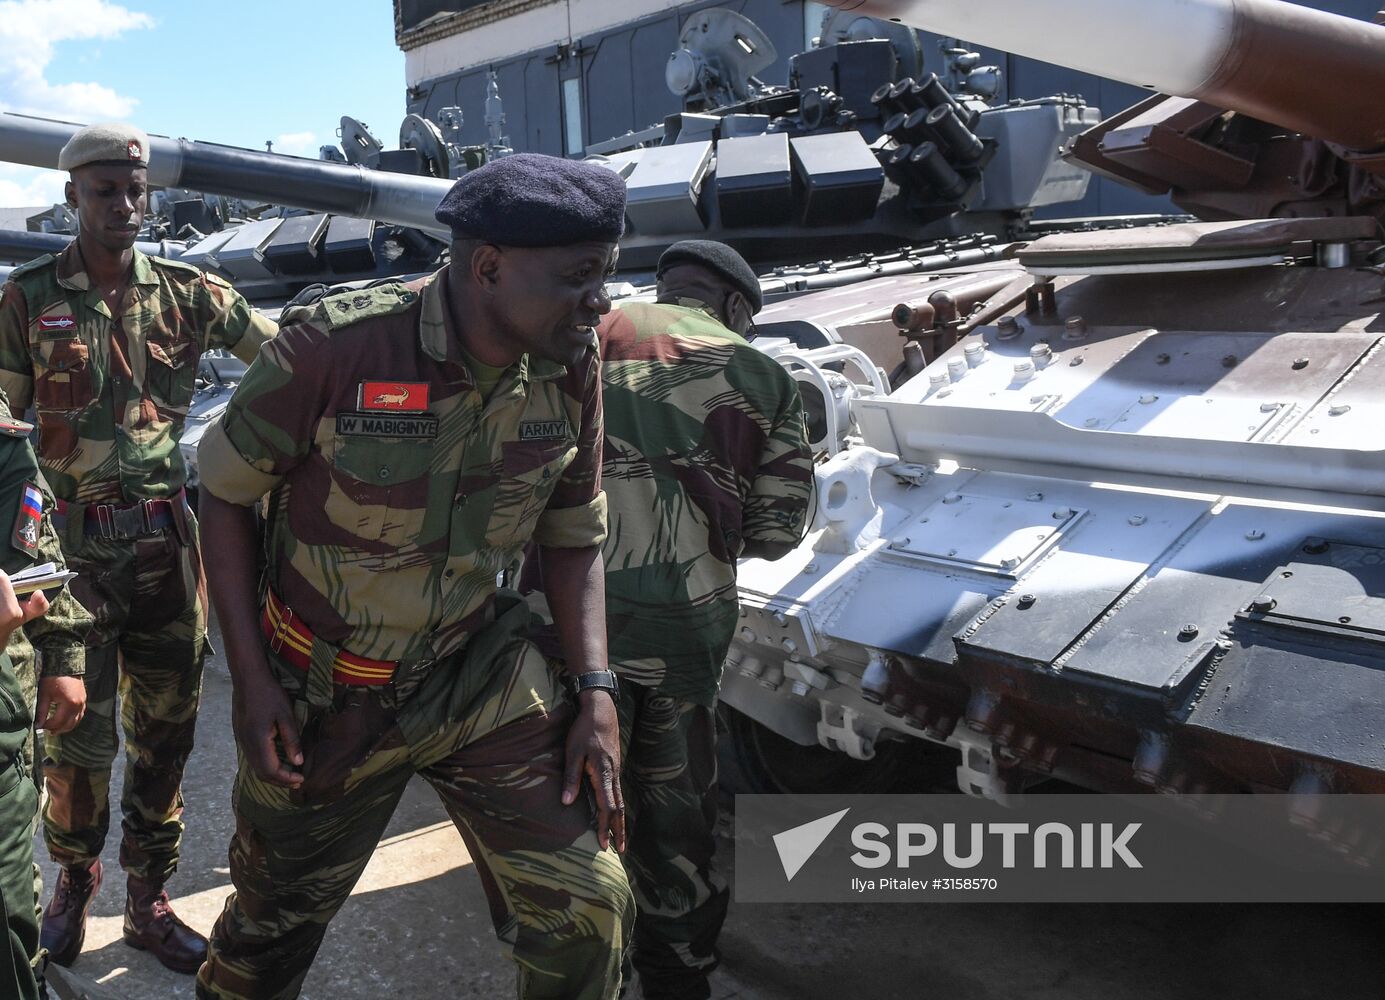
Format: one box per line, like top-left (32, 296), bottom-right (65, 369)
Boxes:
top-left (0, 229), bottom-right (179, 266)
top-left (821, 0), bottom-right (1385, 151)
top-left (0, 113), bottom-right (453, 236)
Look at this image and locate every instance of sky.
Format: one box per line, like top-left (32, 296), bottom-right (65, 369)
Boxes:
top-left (0, 0), bottom-right (407, 207)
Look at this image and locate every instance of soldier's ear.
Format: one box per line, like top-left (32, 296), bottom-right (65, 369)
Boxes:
top-left (725, 290), bottom-right (753, 335)
top-left (64, 179), bottom-right (78, 210)
top-left (471, 243), bottom-right (503, 291)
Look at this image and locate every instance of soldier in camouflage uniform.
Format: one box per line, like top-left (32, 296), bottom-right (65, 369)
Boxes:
top-left (0, 400), bottom-right (93, 974)
top-left (0, 566), bottom-right (52, 1000)
top-left (0, 123), bottom-right (277, 974)
top-left (598, 241), bottom-right (812, 999)
top-left (0, 392), bottom-right (92, 999)
top-left (0, 398), bottom-right (93, 988)
top-left (194, 153), bottom-right (632, 999)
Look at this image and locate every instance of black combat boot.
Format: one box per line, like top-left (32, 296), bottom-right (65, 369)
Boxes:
top-left (122, 875), bottom-right (207, 974)
top-left (40, 858), bottom-right (103, 967)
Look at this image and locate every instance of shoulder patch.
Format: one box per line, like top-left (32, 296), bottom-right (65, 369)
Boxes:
top-left (7, 254), bottom-right (56, 280)
top-left (204, 271), bottom-right (235, 289)
top-left (320, 283), bottom-right (418, 331)
top-left (11, 482), bottom-right (42, 557)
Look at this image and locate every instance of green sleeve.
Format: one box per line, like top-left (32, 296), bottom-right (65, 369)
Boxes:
top-left (28, 491), bottom-right (91, 678)
top-left (200, 273), bottom-right (277, 364)
top-left (198, 317), bottom-right (333, 505)
top-left (0, 453), bottom-right (91, 677)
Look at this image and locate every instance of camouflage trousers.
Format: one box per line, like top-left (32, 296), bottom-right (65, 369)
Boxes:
top-left (5, 634), bottom-right (43, 973)
top-left (6, 636), bottom-right (37, 780)
top-left (616, 684), bottom-right (728, 1000)
top-left (0, 755), bottom-right (39, 1000)
top-left (198, 634), bottom-right (632, 1000)
top-left (43, 527), bottom-right (207, 883)
top-left (0, 646), bottom-right (40, 1000)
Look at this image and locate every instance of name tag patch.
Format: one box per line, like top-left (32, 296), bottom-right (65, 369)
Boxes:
top-left (336, 411), bottom-right (438, 438)
top-left (518, 420), bottom-right (569, 441)
top-left (359, 381), bottom-right (430, 412)
top-left (11, 482), bottom-right (42, 556)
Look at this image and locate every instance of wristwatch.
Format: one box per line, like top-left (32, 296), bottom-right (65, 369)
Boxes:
top-left (567, 669), bottom-right (620, 700)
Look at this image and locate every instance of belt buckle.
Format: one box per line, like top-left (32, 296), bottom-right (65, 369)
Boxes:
top-left (112, 505), bottom-right (144, 539)
top-left (94, 505), bottom-right (115, 539)
top-left (269, 604), bottom-right (295, 655)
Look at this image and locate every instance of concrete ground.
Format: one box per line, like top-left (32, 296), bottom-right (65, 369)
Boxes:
top-left (35, 622), bottom-right (1385, 1000)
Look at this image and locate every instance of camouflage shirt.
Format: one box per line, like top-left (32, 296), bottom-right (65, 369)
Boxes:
top-left (0, 394), bottom-right (92, 680)
top-left (0, 243), bottom-right (276, 503)
top-left (599, 299), bottom-right (813, 705)
top-left (197, 268), bottom-right (606, 665)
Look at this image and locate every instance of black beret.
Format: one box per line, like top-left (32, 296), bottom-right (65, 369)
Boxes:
top-left (656, 240), bottom-right (763, 314)
top-left (435, 153), bottom-right (627, 247)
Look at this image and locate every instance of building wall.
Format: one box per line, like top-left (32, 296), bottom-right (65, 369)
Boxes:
top-left (401, 0), bottom-right (1382, 218)
top-left (405, 0), bottom-right (808, 159)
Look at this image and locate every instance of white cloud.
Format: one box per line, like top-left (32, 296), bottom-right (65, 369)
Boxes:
top-left (272, 131), bottom-right (318, 157)
top-left (0, 1), bottom-right (154, 207)
top-left (0, 162), bottom-right (66, 210)
top-left (0, 0), bottom-right (155, 121)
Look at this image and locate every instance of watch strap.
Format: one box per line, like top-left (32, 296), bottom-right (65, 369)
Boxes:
top-left (568, 669), bottom-right (619, 698)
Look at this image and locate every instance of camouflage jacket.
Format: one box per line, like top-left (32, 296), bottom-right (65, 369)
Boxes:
top-left (598, 299), bottom-right (813, 705)
top-left (0, 243), bottom-right (276, 503)
top-left (197, 268), bottom-right (606, 665)
top-left (0, 394), bottom-right (92, 681)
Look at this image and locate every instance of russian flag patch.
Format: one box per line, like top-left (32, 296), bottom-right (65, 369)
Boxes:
top-left (12, 482), bottom-right (42, 556)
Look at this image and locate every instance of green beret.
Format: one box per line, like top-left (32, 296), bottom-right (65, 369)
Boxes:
top-left (58, 123), bottom-right (150, 171)
top-left (434, 153), bottom-right (626, 247)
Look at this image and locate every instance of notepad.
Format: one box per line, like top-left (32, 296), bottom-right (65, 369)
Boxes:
top-left (8, 562), bottom-right (78, 596)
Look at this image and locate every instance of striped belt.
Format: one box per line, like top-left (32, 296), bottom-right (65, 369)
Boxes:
top-left (260, 589), bottom-right (398, 687)
top-left (55, 490), bottom-right (182, 540)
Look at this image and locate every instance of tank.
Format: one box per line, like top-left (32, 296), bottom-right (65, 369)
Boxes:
top-left (717, 0), bottom-right (1385, 805)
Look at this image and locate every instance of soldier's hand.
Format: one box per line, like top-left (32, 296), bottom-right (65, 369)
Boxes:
top-left (233, 682), bottom-right (305, 789)
top-left (37, 675), bottom-right (85, 734)
top-left (0, 573), bottom-right (48, 647)
top-left (563, 690), bottom-right (626, 852)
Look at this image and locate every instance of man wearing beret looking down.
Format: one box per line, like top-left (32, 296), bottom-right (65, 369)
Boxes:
top-left (0, 122), bottom-right (277, 975)
top-left (194, 152), bottom-right (633, 999)
top-left (590, 240), bottom-right (812, 999)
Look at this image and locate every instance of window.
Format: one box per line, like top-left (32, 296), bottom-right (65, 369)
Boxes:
top-left (804, 1), bottom-right (829, 51)
top-left (562, 76), bottom-right (584, 156)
